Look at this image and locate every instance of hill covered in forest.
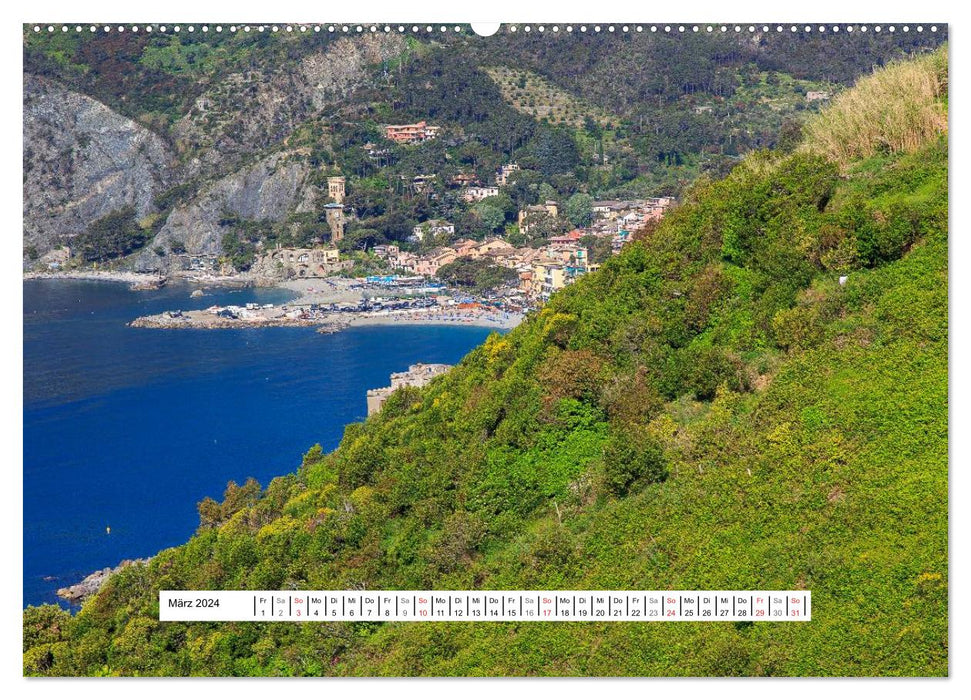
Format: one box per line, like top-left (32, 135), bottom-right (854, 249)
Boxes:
top-left (23, 46), bottom-right (948, 676)
top-left (23, 26), bottom-right (944, 274)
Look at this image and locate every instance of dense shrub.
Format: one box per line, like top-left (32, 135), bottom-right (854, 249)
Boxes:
top-left (601, 427), bottom-right (667, 496)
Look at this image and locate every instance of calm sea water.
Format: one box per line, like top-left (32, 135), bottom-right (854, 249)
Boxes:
top-left (23, 279), bottom-right (495, 607)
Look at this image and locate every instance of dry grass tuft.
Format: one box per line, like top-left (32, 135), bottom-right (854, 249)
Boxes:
top-left (801, 46), bottom-right (948, 170)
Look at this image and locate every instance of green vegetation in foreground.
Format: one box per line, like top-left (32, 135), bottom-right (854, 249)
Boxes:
top-left (23, 49), bottom-right (948, 677)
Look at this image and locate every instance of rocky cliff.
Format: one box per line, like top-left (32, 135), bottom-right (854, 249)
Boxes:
top-left (135, 151), bottom-right (318, 271)
top-left (24, 33), bottom-right (406, 271)
top-left (23, 74), bottom-right (173, 260)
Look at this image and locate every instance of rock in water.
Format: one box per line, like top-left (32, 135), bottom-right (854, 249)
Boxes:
top-left (56, 558), bottom-right (151, 604)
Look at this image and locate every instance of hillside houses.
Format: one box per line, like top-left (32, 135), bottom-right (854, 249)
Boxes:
top-left (517, 201), bottom-right (559, 233)
top-left (451, 173), bottom-right (478, 187)
top-left (368, 196), bottom-right (673, 301)
top-left (461, 186), bottom-right (500, 202)
top-left (384, 121), bottom-right (441, 144)
top-left (592, 197), bottom-right (672, 222)
top-left (412, 220), bottom-right (455, 242)
top-left (405, 174), bottom-right (437, 194)
top-left (496, 163), bottom-right (520, 186)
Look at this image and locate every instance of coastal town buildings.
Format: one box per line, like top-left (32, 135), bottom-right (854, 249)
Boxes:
top-left (412, 220), bottom-right (455, 242)
top-left (414, 247), bottom-right (459, 277)
top-left (384, 121), bottom-right (441, 144)
top-left (367, 363), bottom-right (452, 415)
top-left (528, 259), bottom-right (567, 299)
top-left (461, 186), bottom-right (500, 203)
top-left (236, 195), bottom-right (672, 302)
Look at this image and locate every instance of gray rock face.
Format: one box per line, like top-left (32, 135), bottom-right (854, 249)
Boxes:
top-left (23, 74), bottom-right (173, 258)
top-left (24, 35), bottom-right (404, 271)
top-left (136, 151), bottom-right (315, 271)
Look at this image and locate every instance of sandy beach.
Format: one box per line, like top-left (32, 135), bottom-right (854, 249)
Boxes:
top-left (277, 277), bottom-right (366, 305)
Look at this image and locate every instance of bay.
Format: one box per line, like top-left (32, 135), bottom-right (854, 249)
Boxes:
top-left (23, 279), bottom-right (495, 607)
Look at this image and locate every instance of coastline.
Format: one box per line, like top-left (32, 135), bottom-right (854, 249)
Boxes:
top-left (24, 270), bottom-right (167, 285)
top-left (27, 271), bottom-right (524, 332)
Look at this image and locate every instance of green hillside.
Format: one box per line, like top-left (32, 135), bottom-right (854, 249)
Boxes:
top-left (23, 47), bottom-right (948, 677)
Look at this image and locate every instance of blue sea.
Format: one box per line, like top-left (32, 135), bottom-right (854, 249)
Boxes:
top-left (23, 279), bottom-right (496, 607)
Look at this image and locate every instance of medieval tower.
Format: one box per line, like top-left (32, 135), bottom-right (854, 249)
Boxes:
top-left (327, 176), bottom-right (346, 205)
top-left (324, 203), bottom-right (345, 242)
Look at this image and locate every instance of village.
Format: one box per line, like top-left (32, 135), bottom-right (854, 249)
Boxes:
top-left (124, 121), bottom-right (673, 332)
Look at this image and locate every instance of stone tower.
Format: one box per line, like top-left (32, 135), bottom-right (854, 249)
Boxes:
top-left (327, 176), bottom-right (346, 205)
top-left (324, 203), bottom-right (345, 242)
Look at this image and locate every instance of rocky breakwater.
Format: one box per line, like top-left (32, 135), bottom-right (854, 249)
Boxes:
top-left (57, 558), bottom-right (151, 604)
top-left (130, 304), bottom-right (321, 330)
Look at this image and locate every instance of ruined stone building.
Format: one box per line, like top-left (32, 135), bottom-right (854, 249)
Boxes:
top-left (366, 363), bottom-right (452, 415)
top-left (253, 246), bottom-right (348, 280)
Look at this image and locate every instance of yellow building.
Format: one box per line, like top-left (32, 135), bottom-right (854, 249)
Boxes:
top-left (531, 259), bottom-right (567, 299)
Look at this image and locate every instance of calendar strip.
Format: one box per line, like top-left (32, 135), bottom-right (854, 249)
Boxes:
top-left (159, 590), bottom-right (810, 622)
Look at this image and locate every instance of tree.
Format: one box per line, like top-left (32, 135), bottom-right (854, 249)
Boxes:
top-left (579, 234), bottom-right (614, 264)
top-left (338, 228), bottom-right (386, 253)
top-left (74, 207), bottom-right (151, 263)
top-left (538, 182), bottom-right (558, 203)
top-left (565, 193), bottom-right (594, 228)
top-left (530, 126), bottom-right (581, 176)
top-left (436, 256), bottom-right (518, 292)
top-left (474, 203), bottom-right (505, 233)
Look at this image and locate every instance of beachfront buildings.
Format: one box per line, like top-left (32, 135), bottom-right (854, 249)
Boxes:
top-left (414, 247), bottom-right (459, 277)
top-left (367, 363), bottom-right (452, 415)
top-left (253, 246), bottom-right (349, 280)
top-left (384, 121), bottom-right (442, 144)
